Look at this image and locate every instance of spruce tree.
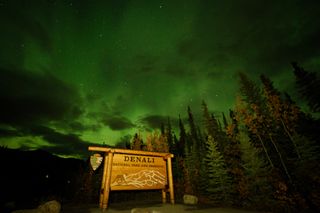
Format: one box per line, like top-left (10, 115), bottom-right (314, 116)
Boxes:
top-left (187, 106), bottom-right (199, 146)
top-left (183, 142), bottom-right (196, 195)
top-left (234, 95), bottom-right (274, 168)
top-left (224, 109), bottom-right (245, 206)
top-left (131, 133), bottom-right (142, 150)
top-left (238, 72), bottom-right (265, 109)
top-left (291, 134), bottom-right (320, 211)
top-left (187, 134), bottom-right (201, 195)
top-left (152, 131), bottom-right (169, 153)
top-left (160, 122), bottom-right (165, 135)
top-left (198, 152), bottom-right (209, 197)
top-left (145, 133), bottom-right (154, 152)
top-left (177, 114), bottom-right (187, 157)
top-left (201, 101), bottom-right (226, 153)
top-left (172, 133), bottom-right (179, 155)
top-left (292, 62), bottom-right (320, 113)
top-left (222, 112), bottom-right (229, 130)
top-left (229, 110), bottom-right (238, 135)
top-left (205, 135), bottom-right (232, 205)
top-left (238, 74), bottom-right (293, 183)
top-left (166, 117), bottom-right (174, 153)
top-left (196, 125), bottom-right (209, 197)
top-left (237, 73), bottom-right (273, 163)
top-left (261, 74), bottom-right (301, 160)
top-left (202, 100), bottom-right (216, 137)
top-left (186, 106), bottom-right (201, 194)
top-left (175, 115), bottom-right (189, 197)
top-left (238, 130), bottom-right (273, 209)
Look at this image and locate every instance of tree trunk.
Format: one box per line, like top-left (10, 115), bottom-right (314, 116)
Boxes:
top-left (257, 134), bottom-right (274, 168)
top-left (280, 118), bottom-right (301, 159)
top-left (268, 133), bottom-right (292, 183)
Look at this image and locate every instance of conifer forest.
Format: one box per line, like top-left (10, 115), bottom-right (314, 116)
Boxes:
top-left (120, 63), bottom-right (320, 212)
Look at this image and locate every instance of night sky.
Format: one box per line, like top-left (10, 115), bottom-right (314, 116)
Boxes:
top-left (1, 0), bottom-right (320, 158)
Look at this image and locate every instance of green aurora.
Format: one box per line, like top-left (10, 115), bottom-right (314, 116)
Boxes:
top-left (1, 0), bottom-right (320, 158)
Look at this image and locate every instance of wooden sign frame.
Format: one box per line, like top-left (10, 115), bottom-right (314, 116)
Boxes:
top-left (88, 147), bottom-right (175, 211)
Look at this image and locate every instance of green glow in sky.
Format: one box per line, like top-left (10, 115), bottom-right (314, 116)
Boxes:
top-left (1, 0), bottom-right (319, 158)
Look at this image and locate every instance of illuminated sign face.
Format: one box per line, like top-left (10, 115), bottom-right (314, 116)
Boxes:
top-left (111, 153), bottom-right (167, 190)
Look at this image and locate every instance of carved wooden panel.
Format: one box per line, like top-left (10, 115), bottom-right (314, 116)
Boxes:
top-left (110, 153), bottom-right (167, 190)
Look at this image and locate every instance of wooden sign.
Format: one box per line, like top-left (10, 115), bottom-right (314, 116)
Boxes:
top-left (111, 153), bottom-right (167, 190)
top-left (88, 147), bottom-right (175, 211)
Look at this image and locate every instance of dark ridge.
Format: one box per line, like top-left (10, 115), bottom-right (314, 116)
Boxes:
top-left (0, 147), bottom-right (86, 212)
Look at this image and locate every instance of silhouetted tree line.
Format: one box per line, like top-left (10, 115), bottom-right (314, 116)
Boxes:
top-left (126, 63), bottom-right (320, 212)
top-left (0, 147), bottom-right (86, 212)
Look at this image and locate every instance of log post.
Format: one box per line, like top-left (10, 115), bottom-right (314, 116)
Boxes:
top-left (167, 156), bottom-right (175, 204)
top-left (162, 189), bottom-right (167, 203)
top-left (101, 151), bottom-right (114, 211)
top-left (99, 154), bottom-right (108, 208)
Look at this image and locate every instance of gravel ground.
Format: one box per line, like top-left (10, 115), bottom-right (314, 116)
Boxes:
top-left (62, 203), bottom-right (269, 213)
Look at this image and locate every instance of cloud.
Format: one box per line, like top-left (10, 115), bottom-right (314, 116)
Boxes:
top-left (138, 114), bottom-right (179, 130)
top-left (102, 114), bottom-right (135, 131)
top-left (0, 124), bottom-right (99, 158)
top-left (67, 121), bottom-right (101, 132)
top-left (0, 68), bottom-right (83, 126)
top-left (0, 127), bottom-right (21, 138)
top-left (0, 68), bottom-right (96, 157)
top-left (39, 133), bottom-right (94, 158)
top-left (20, 125), bottom-right (98, 158)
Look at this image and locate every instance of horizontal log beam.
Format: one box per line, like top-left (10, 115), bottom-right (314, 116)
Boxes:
top-left (88, 146), bottom-right (174, 158)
